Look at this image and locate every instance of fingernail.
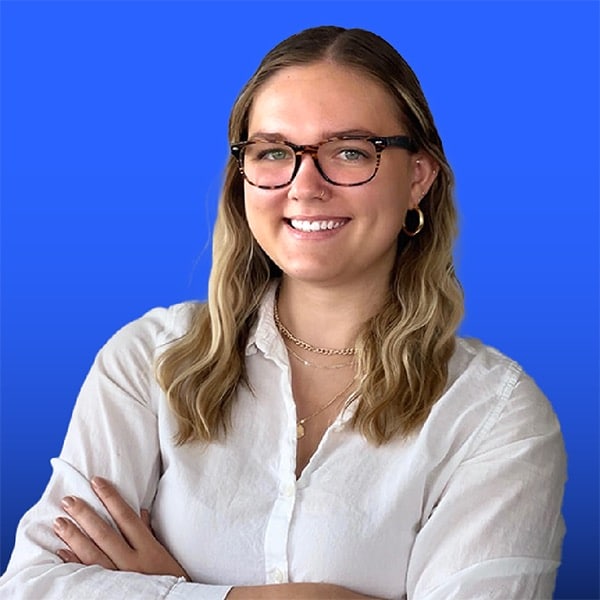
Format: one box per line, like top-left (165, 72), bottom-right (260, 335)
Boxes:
top-left (91, 476), bottom-right (107, 490)
top-left (53, 517), bottom-right (67, 532)
top-left (56, 549), bottom-right (69, 562)
top-left (61, 496), bottom-right (75, 510)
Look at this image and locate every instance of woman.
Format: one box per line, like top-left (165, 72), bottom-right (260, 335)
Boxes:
top-left (0, 26), bottom-right (565, 599)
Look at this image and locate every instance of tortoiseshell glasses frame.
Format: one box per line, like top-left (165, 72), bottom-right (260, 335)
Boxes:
top-left (230, 135), bottom-right (418, 189)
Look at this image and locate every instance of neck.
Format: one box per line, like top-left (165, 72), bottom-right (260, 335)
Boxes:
top-left (276, 277), bottom-right (389, 351)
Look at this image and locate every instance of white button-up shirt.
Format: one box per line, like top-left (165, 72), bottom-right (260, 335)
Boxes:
top-left (0, 284), bottom-right (566, 599)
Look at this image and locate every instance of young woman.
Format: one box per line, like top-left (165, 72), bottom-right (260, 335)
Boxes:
top-left (0, 26), bottom-right (565, 600)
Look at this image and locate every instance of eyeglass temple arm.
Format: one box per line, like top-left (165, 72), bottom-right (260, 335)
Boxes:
top-left (380, 136), bottom-right (418, 153)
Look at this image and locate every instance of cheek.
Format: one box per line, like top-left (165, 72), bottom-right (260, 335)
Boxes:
top-left (244, 206), bottom-right (263, 246)
top-left (243, 189), bottom-right (282, 242)
top-left (371, 188), bottom-right (409, 229)
top-left (243, 188), bottom-right (263, 228)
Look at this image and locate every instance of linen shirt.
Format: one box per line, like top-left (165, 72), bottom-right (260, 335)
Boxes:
top-left (0, 284), bottom-right (566, 600)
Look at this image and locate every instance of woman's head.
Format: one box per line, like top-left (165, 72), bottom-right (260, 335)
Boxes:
top-left (217, 26), bottom-right (456, 296)
top-left (160, 26), bottom-right (463, 445)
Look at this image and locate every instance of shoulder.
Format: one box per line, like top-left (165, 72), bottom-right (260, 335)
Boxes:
top-left (95, 301), bottom-right (204, 367)
top-left (450, 337), bottom-right (521, 386)
top-left (73, 302), bottom-right (205, 413)
top-left (448, 337), bottom-right (543, 409)
top-left (406, 339), bottom-right (566, 598)
top-left (428, 337), bottom-right (564, 462)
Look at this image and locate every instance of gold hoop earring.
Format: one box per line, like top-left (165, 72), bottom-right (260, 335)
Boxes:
top-left (402, 207), bottom-right (425, 237)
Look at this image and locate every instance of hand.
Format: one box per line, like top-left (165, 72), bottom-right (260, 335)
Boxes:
top-left (54, 476), bottom-right (189, 580)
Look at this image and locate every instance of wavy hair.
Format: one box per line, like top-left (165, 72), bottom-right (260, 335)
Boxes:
top-left (157, 26), bottom-right (464, 445)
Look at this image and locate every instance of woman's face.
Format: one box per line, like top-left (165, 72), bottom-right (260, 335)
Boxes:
top-left (244, 61), bottom-right (430, 290)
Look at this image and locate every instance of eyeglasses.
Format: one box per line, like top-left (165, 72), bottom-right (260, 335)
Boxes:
top-left (230, 135), bottom-right (417, 189)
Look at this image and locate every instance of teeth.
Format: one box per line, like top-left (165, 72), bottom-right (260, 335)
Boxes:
top-left (290, 219), bottom-right (345, 232)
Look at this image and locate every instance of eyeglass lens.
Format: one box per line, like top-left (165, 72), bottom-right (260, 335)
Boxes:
top-left (241, 139), bottom-right (379, 187)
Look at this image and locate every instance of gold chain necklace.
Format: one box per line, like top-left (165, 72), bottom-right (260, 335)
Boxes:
top-left (285, 343), bottom-right (355, 370)
top-left (296, 378), bottom-right (355, 440)
top-left (273, 293), bottom-right (356, 357)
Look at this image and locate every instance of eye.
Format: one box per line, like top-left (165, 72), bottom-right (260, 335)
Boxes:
top-left (249, 143), bottom-right (294, 162)
top-left (258, 148), bottom-right (289, 161)
top-left (322, 139), bottom-right (375, 163)
top-left (337, 147), bottom-right (369, 161)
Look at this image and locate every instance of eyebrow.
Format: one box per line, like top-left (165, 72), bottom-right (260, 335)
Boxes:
top-left (247, 128), bottom-right (380, 142)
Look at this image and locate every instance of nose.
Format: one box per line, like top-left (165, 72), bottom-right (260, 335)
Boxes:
top-left (287, 152), bottom-right (328, 201)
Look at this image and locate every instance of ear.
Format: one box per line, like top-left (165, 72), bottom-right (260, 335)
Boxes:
top-left (409, 154), bottom-right (438, 209)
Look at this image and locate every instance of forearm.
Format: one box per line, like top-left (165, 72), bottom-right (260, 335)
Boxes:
top-left (227, 583), bottom-right (381, 600)
top-left (2, 566), bottom-right (381, 600)
top-left (0, 494), bottom-right (230, 600)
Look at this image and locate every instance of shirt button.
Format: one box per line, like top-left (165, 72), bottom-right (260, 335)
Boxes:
top-left (271, 568), bottom-right (284, 583)
top-left (282, 483), bottom-right (295, 497)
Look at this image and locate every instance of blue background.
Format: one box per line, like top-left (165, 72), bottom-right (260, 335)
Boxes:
top-left (1, 1), bottom-right (598, 598)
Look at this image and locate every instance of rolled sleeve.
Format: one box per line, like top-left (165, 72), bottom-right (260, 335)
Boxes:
top-left (407, 373), bottom-right (567, 599)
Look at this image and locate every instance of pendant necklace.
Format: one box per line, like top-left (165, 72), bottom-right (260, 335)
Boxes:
top-left (296, 378), bottom-right (355, 440)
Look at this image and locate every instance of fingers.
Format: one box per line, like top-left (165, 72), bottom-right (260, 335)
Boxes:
top-left (59, 495), bottom-right (133, 569)
top-left (53, 516), bottom-right (117, 570)
top-left (140, 508), bottom-right (151, 530)
top-left (56, 547), bottom-right (82, 564)
top-left (91, 477), bottom-right (151, 549)
top-left (57, 478), bottom-right (190, 580)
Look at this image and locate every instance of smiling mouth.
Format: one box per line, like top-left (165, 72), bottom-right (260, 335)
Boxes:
top-left (288, 218), bottom-right (349, 232)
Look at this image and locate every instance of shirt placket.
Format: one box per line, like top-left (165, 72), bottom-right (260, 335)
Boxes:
top-left (262, 360), bottom-right (298, 584)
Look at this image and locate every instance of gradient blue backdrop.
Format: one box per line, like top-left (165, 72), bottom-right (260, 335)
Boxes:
top-left (1, 1), bottom-right (598, 598)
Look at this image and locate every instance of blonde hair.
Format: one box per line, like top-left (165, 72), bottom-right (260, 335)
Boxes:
top-left (157, 26), bottom-right (463, 445)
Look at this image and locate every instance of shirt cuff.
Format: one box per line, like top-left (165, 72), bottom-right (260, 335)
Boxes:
top-left (167, 578), bottom-right (233, 600)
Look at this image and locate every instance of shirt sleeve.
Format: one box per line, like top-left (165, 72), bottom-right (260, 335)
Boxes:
top-left (0, 306), bottom-right (232, 600)
top-left (406, 370), bottom-right (567, 600)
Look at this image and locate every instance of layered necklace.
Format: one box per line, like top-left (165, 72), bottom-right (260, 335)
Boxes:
top-left (273, 291), bottom-right (357, 439)
top-left (285, 344), bottom-right (355, 370)
top-left (273, 294), bottom-right (356, 357)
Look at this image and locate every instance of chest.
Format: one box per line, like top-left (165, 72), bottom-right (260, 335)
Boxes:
top-left (290, 363), bottom-right (357, 478)
top-left (150, 363), bottom-right (432, 599)
top-left (153, 427), bottom-right (425, 599)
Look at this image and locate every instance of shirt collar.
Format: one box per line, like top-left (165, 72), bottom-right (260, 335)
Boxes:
top-left (245, 279), bottom-right (359, 426)
top-left (245, 280), bottom-right (287, 362)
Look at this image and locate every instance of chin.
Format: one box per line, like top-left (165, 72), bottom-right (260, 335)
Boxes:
top-left (280, 265), bottom-right (351, 287)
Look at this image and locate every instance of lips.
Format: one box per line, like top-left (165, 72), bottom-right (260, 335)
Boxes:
top-left (288, 218), bottom-right (349, 232)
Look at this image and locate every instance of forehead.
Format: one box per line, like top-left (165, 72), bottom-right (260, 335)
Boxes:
top-left (247, 62), bottom-right (403, 140)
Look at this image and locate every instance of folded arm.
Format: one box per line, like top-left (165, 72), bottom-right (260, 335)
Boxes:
top-left (406, 373), bottom-right (566, 599)
top-left (54, 477), bottom-right (380, 600)
top-left (0, 309), bottom-right (230, 599)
